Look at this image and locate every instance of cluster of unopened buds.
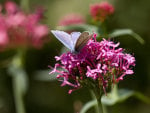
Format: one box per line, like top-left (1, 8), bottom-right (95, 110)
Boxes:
top-left (90, 2), bottom-right (114, 22)
top-left (0, 1), bottom-right (49, 50)
top-left (50, 34), bottom-right (135, 94)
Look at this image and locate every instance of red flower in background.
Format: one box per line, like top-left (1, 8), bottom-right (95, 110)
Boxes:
top-left (0, 1), bottom-right (49, 50)
top-left (58, 13), bottom-right (85, 26)
top-left (90, 2), bottom-right (114, 22)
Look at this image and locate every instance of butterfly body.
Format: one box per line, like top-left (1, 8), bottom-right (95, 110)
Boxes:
top-left (51, 30), bottom-right (92, 52)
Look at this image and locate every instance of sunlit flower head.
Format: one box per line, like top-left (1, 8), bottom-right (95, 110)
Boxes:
top-left (0, 1), bottom-right (49, 50)
top-left (50, 34), bottom-right (135, 94)
top-left (58, 13), bottom-right (85, 26)
top-left (90, 2), bottom-right (114, 22)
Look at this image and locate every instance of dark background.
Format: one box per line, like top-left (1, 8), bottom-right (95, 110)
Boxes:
top-left (0, 0), bottom-right (150, 113)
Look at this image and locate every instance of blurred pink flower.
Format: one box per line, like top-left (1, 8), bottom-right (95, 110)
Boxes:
top-left (6, 12), bottom-right (26, 26)
top-left (4, 1), bottom-right (19, 14)
top-left (90, 2), bottom-right (114, 22)
top-left (0, 15), bottom-right (8, 47)
top-left (0, 1), bottom-right (49, 50)
top-left (58, 13), bottom-right (85, 26)
top-left (0, 30), bottom-right (8, 46)
top-left (50, 34), bottom-right (135, 94)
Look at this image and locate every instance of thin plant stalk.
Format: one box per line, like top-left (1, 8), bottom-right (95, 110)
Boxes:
top-left (9, 50), bottom-right (28, 113)
top-left (101, 103), bottom-right (108, 113)
top-left (93, 89), bottom-right (104, 113)
top-left (90, 90), bottom-right (100, 113)
top-left (95, 91), bottom-right (108, 113)
top-left (97, 99), bottom-right (103, 113)
top-left (12, 74), bottom-right (26, 113)
top-left (20, 0), bottom-right (29, 12)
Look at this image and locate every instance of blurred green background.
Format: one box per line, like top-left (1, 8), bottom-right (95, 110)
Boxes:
top-left (0, 0), bottom-right (150, 113)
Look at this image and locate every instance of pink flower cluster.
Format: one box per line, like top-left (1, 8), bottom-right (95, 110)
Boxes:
top-left (58, 14), bottom-right (85, 26)
top-left (50, 37), bottom-right (135, 94)
top-left (0, 1), bottom-right (49, 50)
top-left (90, 2), bottom-right (114, 22)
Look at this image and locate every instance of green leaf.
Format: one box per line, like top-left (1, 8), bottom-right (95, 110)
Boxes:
top-left (80, 88), bottom-right (150, 113)
top-left (134, 92), bottom-right (150, 104)
top-left (80, 100), bottom-right (97, 113)
top-left (109, 29), bottom-right (145, 44)
top-left (101, 89), bottom-right (134, 106)
top-left (56, 24), bottom-right (100, 36)
top-left (101, 89), bottom-right (150, 106)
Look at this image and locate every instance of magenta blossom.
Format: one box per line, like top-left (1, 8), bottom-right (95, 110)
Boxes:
top-left (50, 35), bottom-right (135, 94)
top-left (58, 13), bottom-right (85, 26)
top-left (0, 1), bottom-right (49, 50)
top-left (90, 2), bottom-right (114, 22)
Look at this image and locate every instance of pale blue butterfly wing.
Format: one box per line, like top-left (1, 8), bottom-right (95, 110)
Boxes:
top-left (51, 30), bottom-right (74, 51)
top-left (51, 30), bottom-right (91, 52)
top-left (70, 32), bottom-right (81, 49)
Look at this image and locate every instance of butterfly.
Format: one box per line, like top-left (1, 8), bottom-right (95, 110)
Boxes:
top-left (51, 30), bottom-right (92, 52)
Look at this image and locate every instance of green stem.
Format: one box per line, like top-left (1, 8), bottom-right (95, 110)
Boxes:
top-left (80, 100), bottom-right (97, 113)
top-left (101, 103), bottom-right (108, 113)
top-left (20, 0), bottom-right (30, 12)
top-left (93, 82), bottom-right (119, 113)
top-left (93, 89), bottom-right (104, 113)
top-left (96, 97), bottom-right (108, 113)
top-left (9, 49), bottom-right (28, 113)
top-left (12, 74), bottom-right (26, 113)
top-left (111, 84), bottom-right (118, 98)
top-left (90, 90), bottom-right (99, 113)
top-left (97, 99), bottom-right (103, 113)
top-left (134, 92), bottom-right (150, 104)
top-left (100, 22), bottom-right (108, 37)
